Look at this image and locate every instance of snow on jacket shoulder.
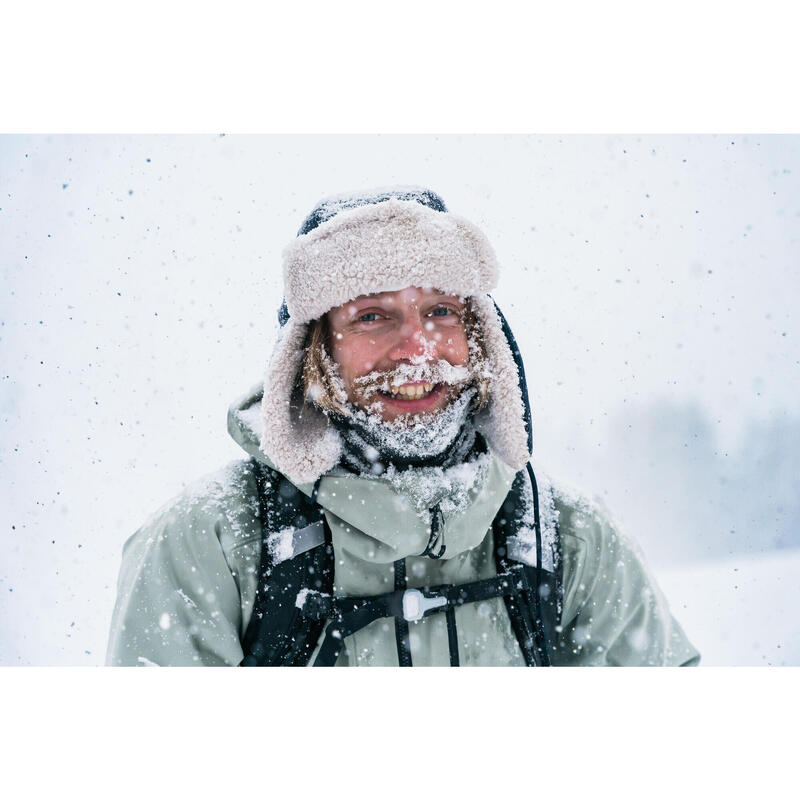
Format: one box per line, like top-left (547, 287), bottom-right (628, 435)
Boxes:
top-left (106, 459), bottom-right (700, 667)
top-left (106, 461), bottom-right (260, 667)
top-left (552, 487), bottom-right (700, 666)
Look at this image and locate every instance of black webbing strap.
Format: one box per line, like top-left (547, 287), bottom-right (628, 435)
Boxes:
top-left (302, 569), bottom-right (529, 666)
top-left (525, 462), bottom-right (549, 662)
top-left (393, 559), bottom-right (413, 667)
top-left (445, 607), bottom-right (459, 666)
top-left (492, 465), bottom-right (553, 667)
top-left (308, 591), bottom-right (402, 667)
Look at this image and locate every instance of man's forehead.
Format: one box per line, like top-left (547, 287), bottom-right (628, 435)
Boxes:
top-left (352, 287), bottom-right (459, 304)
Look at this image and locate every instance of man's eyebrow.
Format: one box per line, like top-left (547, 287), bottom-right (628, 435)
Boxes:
top-left (431, 294), bottom-right (465, 303)
top-left (348, 291), bottom-right (464, 307)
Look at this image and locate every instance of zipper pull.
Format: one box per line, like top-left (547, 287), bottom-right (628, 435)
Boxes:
top-left (421, 503), bottom-right (446, 559)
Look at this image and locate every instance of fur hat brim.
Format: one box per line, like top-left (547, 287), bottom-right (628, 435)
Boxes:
top-left (283, 199), bottom-right (500, 324)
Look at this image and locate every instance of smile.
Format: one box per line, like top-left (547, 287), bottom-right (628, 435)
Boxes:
top-left (375, 382), bottom-right (447, 411)
top-left (384, 382), bottom-right (435, 400)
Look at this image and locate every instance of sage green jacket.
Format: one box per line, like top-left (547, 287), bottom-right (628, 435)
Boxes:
top-left (106, 387), bottom-right (700, 667)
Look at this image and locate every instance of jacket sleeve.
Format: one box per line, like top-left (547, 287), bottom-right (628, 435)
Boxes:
top-left (554, 497), bottom-right (700, 667)
top-left (106, 469), bottom-right (258, 667)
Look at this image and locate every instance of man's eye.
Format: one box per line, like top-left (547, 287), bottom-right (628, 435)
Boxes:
top-left (429, 306), bottom-right (453, 317)
top-left (358, 312), bottom-right (380, 322)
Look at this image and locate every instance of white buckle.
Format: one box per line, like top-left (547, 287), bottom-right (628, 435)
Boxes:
top-left (402, 589), bottom-right (447, 622)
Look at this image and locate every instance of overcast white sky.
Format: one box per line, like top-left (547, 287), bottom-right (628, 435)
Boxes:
top-left (1, 134), bottom-right (798, 664)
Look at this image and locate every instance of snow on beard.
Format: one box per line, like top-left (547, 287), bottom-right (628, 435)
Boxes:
top-left (349, 323), bottom-right (476, 408)
top-left (314, 323), bottom-right (489, 462)
top-left (352, 359), bottom-right (472, 404)
top-left (345, 354), bottom-right (482, 464)
top-left (346, 385), bottom-right (479, 468)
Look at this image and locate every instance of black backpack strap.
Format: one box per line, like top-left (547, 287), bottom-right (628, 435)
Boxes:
top-left (493, 463), bottom-right (563, 667)
top-left (392, 558), bottom-right (413, 667)
top-left (240, 459), bottom-right (334, 666)
top-left (301, 570), bottom-right (534, 667)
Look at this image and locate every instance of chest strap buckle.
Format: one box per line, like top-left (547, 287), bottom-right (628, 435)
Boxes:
top-left (401, 588), bottom-right (448, 622)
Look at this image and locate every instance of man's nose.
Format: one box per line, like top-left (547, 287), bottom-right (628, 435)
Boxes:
top-left (388, 319), bottom-right (435, 362)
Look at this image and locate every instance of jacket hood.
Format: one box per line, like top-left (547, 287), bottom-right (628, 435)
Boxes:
top-left (227, 383), bottom-right (519, 561)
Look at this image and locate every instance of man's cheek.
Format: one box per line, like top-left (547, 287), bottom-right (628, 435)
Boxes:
top-left (441, 335), bottom-right (469, 364)
top-left (345, 346), bottom-right (377, 377)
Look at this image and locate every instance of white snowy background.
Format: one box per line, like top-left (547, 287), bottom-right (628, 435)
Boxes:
top-left (1, 134), bottom-right (798, 666)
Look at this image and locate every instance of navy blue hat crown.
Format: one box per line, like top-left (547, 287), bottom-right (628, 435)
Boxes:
top-left (296, 186), bottom-right (447, 237)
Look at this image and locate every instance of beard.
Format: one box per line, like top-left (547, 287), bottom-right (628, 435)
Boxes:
top-left (315, 352), bottom-right (487, 473)
top-left (332, 383), bottom-right (491, 523)
top-left (339, 385), bottom-right (479, 473)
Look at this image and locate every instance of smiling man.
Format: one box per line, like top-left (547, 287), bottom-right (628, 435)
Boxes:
top-left (107, 187), bottom-right (700, 667)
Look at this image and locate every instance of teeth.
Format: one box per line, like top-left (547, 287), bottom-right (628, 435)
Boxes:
top-left (388, 383), bottom-right (435, 400)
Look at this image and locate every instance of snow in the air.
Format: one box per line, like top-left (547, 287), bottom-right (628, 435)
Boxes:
top-left (1, 134), bottom-right (798, 665)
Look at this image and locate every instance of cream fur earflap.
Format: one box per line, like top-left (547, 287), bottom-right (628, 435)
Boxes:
top-left (260, 193), bottom-right (532, 485)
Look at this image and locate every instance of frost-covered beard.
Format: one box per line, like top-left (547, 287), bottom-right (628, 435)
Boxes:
top-left (313, 347), bottom-right (487, 473)
top-left (335, 386), bottom-right (479, 475)
top-left (352, 360), bottom-right (472, 403)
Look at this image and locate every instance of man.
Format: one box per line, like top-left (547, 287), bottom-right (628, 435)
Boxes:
top-left (107, 187), bottom-right (700, 667)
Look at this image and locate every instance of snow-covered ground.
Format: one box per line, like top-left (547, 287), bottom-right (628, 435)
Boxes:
top-left (655, 549), bottom-right (800, 666)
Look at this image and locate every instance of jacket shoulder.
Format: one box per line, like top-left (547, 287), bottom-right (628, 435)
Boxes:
top-left (551, 483), bottom-right (636, 618)
top-left (543, 475), bottom-right (700, 666)
top-left (130, 459), bottom-right (262, 555)
top-left (106, 459), bottom-right (263, 667)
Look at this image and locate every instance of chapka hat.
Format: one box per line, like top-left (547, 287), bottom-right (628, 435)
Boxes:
top-left (260, 187), bottom-right (532, 485)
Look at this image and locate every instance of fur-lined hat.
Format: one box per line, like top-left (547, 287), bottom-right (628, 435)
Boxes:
top-left (260, 187), bottom-right (532, 485)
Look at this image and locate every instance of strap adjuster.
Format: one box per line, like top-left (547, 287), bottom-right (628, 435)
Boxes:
top-left (402, 588), bottom-right (448, 622)
top-left (296, 589), bottom-right (333, 619)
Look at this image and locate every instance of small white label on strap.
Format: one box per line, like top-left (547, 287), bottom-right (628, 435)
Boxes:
top-left (268, 520), bottom-right (325, 564)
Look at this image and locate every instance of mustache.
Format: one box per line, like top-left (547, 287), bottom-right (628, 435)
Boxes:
top-left (352, 360), bottom-right (472, 398)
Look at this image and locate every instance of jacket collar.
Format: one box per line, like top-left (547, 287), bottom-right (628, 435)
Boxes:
top-left (228, 385), bottom-right (518, 561)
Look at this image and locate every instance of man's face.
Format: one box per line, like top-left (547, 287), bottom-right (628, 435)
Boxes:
top-left (327, 286), bottom-right (471, 423)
